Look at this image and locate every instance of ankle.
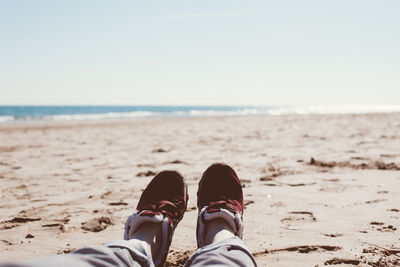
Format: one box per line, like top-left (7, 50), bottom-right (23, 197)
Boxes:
top-left (129, 222), bottom-right (161, 260)
top-left (202, 218), bottom-right (235, 247)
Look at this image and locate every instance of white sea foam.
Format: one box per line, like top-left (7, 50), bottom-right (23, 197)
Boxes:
top-left (0, 116), bottom-right (14, 123)
top-left (44, 111), bottom-right (154, 121)
top-left (185, 107), bottom-right (271, 117)
top-left (267, 105), bottom-right (400, 115)
top-left (185, 105), bottom-right (400, 116)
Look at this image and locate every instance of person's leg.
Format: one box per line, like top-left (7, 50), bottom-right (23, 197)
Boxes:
top-left (1, 170), bottom-right (188, 267)
top-left (3, 241), bottom-right (152, 267)
top-left (185, 236), bottom-right (256, 267)
top-left (121, 170), bottom-right (188, 266)
top-left (185, 163), bottom-right (257, 267)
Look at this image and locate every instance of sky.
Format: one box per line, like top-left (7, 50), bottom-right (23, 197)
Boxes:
top-left (0, 0), bottom-right (399, 106)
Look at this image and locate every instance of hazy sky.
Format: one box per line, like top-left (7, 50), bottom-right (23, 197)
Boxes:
top-left (1, 0), bottom-right (399, 105)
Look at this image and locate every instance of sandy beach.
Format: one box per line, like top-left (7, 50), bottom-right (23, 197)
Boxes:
top-left (0, 113), bottom-right (399, 266)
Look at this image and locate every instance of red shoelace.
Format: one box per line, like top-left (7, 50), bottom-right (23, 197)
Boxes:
top-left (140, 200), bottom-right (182, 225)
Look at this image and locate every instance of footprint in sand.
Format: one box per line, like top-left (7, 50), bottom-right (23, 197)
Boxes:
top-left (280, 211), bottom-right (316, 229)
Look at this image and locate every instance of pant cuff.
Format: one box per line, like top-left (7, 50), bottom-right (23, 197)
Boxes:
top-left (185, 236), bottom-right (257, 266)
top-left (106, 239), bottom-right (154, 267)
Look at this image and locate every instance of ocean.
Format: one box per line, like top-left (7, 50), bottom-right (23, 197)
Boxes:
top-left (0, 105), bottom-right (400, 123)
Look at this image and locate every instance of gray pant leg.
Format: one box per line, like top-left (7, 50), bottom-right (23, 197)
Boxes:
top-left (1, 240), bottom-right (154, 267)
top-left (184, 237), bottom-right (257, 267)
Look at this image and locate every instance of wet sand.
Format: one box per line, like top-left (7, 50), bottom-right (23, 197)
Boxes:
top-left (0, 113), bottom-right (399, 266)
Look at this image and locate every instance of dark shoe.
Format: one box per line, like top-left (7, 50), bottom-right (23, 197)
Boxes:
top-left (124, 170), bottom-right (188, 267)
top-left (196, 163), bottom-right (244, 247)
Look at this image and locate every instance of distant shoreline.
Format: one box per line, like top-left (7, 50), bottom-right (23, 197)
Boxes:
top-left (1, 105), bottom-right (400, 123)
top-left (1, 112), bottom-right (399, 130)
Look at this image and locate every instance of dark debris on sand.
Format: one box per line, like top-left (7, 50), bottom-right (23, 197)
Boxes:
top-left (57, 248), bottom-right (75, 254)
top-left (25, 234), bottom-right (35, 239)
top-left (136, 170), bottom-right (157, 177)
top-left (108, 201), bottom-right (129, 206)
top-left (167, 160), bottom-right (187, 164)
top-left (324, 257), bottom-right (360, 265)
top-left (252, 245), bottom-right (341, 257)
top-left (152, 148), bottom-right (168, 153)
top-left (7, 217), bottom-right (41, 223)
top-left (0, 217), bottom-right (42, 230)
top-left (308, 157), bottom-right (400, 170)
top-left (260, 162), bottom-right (295, 181)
